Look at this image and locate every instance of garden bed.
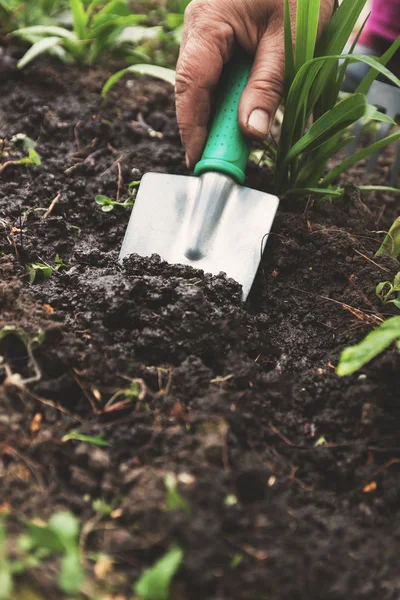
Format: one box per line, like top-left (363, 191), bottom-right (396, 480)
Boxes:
top-left (1, 45), bottom-right (400, 599)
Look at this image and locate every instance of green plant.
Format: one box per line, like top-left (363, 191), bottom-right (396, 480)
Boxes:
top-left (164, 473), bottom-right (191, 515)
top-left (376, 273), bottom-right (400, 309)
top-left (0, 0), bottom-right (67, 33)
top-left (337, 316), bottom-right (400, 376)
top-left (376, 217), bottom-right (400, 258)
top-left (95, 194), bottom-right (135, 212)
top-left (0, 511), bottom-right (84, 598)
top-left (26, 254), bottom-right (68, 284)
top-left (134, 545), bottom-right (184, 600)
top-left (272, 0), bottom-right (400, 197)
top-left (12, 0), bottom-right (148, 68)
top-left (0, 134), bottom-right (41, 175)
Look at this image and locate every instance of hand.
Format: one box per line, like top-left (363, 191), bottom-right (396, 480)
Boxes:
top-left (176, 0), bottom-right (334, 167)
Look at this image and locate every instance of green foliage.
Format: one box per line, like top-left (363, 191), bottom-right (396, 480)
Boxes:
top-left (164, 473), bottom-right (191, 515)
top-left (375, 217), bottom-right (400, 259)
top-left (26, 254), bottom-right (68, 284)
top-left (0, 511), bottom-right (84, 598)
top-left (134, 545), bottom-right (184, 600)
top-left (376, 273), bottom-right (400, 309)
top-left (272, 0), bottom-right (400, 197)
top-left (0, 0), bottom-right (67, 33)
top-left (337, 316), bottom-right (400, 375)
top-left (95, 194), bottom-right (135, 211)
top-left (62, 429), bottom-right (111, 446)
top-left (102, 64), bottom-right (175, 96)
top-left (13, 0), bottom-right (147, 67)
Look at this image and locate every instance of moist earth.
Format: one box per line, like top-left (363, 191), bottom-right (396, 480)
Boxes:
top-left (1, 44), bottom-right (400, 600)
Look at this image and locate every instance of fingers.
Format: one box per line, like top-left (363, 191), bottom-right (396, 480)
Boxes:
top-left (175, 1), bottom-right (234, 167)
top-left (238, 21), bottom-right (285, 140)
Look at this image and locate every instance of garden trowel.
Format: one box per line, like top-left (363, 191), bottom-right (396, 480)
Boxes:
top-left (119, 51), bottom-right (279, 300)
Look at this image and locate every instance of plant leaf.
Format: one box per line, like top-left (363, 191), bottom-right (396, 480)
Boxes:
top-left (295, 0), bottom-right (320, 71)
top-left (17, 36), bottom-right (62, 68)
top-left (357, 35), bottom-right (400, 94)
top-left (375, 217), bottom-right (400, 258)
top-left (134, 546), bottom-right (184, 600)
top-left (337, 316), bottom-right (400, 376)
top-left (62, 430), bottom-right (111, 446)
top-left (58, 552), bottom-right (84, 594)
top-left (12, 25), bottom-right (77, 41)
top-left (70, 0), bottom-right (88, 40)
top-left (321, 130), bottom-right (400, 187)
top-left (0, 565), bottom-right (13, 600)
top-left (102, 64), bottom-right (175, 96)
top-left (283, 0), bottom-right (295, 97)
top-left (285, 94), bottom-right (366, 162)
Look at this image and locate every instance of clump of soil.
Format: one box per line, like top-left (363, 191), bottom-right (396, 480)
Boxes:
top-left (1, 47), bottom-right (400, 600)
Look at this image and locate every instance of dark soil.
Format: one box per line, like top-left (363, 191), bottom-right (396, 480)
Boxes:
top-left (1, 45), bottom-right (400, 600)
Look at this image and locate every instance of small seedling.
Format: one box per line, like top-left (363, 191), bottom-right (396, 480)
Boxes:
top-left (164, 473), bottom-right (191, 515)
top-left (0, 511), bottom-right (84, 597)
top-left (375, 217), bottom-right (400, 259)
top-left (0, 325), bottom-right (45, 386)
top-left (134, 545), bottom-right (184, 600)
top-left (376, 273), bottom-right (400, 309)
top-left (0, 133), bottom-right (41, 174)
top-left (104, 378), bottom-right (146, 412)
top-left (62, 430), bottom-right (111, 447)
top-left (95, 194), bottom-right (135, 212)
top-left (26, 254), bottom-right (68, 284)
top-left (337, 316), bottom-right (400, 376)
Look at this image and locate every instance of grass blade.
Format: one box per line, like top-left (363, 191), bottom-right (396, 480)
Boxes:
top-left (285, 94), bottom-right (366, 162)
top-left (12, 25), bottom-right (77, 41)
top-left (102, 64), bottom-right (175, 96)
top-left (283, 0), bottom-right (295, 97)
top-left (295, 134), bottom-right (354, 187)
top-left (70, 0), bottom-right (88, 40)
top-left (288, 187), bottom-right (343, 197)
top-left (17, 36), bottom-right (62, 68)
top-left (321, 130), bottom-right (400, 186)
top-left (134, 546), bottom-right (184, 600)
top-left (337, 316), bottom-right (400, 376)
top-left (295, 0), bottom-right (320, 71)
top-left (356, 35), bottom-right (400, 94)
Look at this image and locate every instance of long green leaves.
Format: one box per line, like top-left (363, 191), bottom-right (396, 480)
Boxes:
top-left (12, 0), bottom-right (148, 66)
top-left (275, 0), bottom-right (400, 196)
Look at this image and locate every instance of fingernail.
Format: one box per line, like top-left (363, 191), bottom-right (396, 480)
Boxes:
top-left (185, 153), bottom-right (191, 169)
top-left (248, 109), bottom-right (270, 137)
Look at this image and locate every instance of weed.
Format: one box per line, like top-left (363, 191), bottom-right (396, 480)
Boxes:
top-left (376, 273), bottom-right (400, 309)
top-left (0, 134), bottom-right (41, 174)
top-left (0, 511), bottom-right (84, 597)
top-left (337, 316), bottom-right (400, 376)
top-left (26, 254), bottom-right (68, 284)
top-left (164, 473), bottom-right (191, 515)
top-left (375, 217), bottom-right (400, 259)
top-left (12, 0), bottom-right (149, 68)
top-left (0, 325), bottom-right (45, 387)
top-left (62, 430), bottom-right (111, 446)
top-left (134, 545), bottom-right (184, 600)
top-left (95, 194), bottom-right (135, 212)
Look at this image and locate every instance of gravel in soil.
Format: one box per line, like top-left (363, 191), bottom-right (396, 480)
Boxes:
top-left (1, 47), bottom-right (400, 600)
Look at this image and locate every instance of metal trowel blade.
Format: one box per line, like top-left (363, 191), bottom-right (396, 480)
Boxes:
top-left (119, 171), bottom-right (279, 300)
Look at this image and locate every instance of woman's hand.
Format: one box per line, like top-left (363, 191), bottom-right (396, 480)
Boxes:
top-left (176, 0), bottom-right (334, 167)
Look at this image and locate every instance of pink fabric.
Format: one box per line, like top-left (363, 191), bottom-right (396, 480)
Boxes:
top-left (366, 0), bottom-right (400, 42)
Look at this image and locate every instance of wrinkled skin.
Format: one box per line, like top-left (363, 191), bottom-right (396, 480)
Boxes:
top-left (176, 0), bottom-right (334, 167)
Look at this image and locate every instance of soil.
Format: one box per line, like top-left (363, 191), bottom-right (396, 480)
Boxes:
top-left (1, 43), bottom-right (400, 600)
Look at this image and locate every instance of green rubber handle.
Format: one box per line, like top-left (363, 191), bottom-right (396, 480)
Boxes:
top-left (193, 50), bottom-right (253, 185)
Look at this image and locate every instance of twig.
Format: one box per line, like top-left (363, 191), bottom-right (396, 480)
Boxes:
top-left (42, 193), bottom-right (61, 219)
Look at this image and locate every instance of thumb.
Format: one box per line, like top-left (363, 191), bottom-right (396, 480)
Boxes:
top-left (238, 25), bottom-right (285, 140)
